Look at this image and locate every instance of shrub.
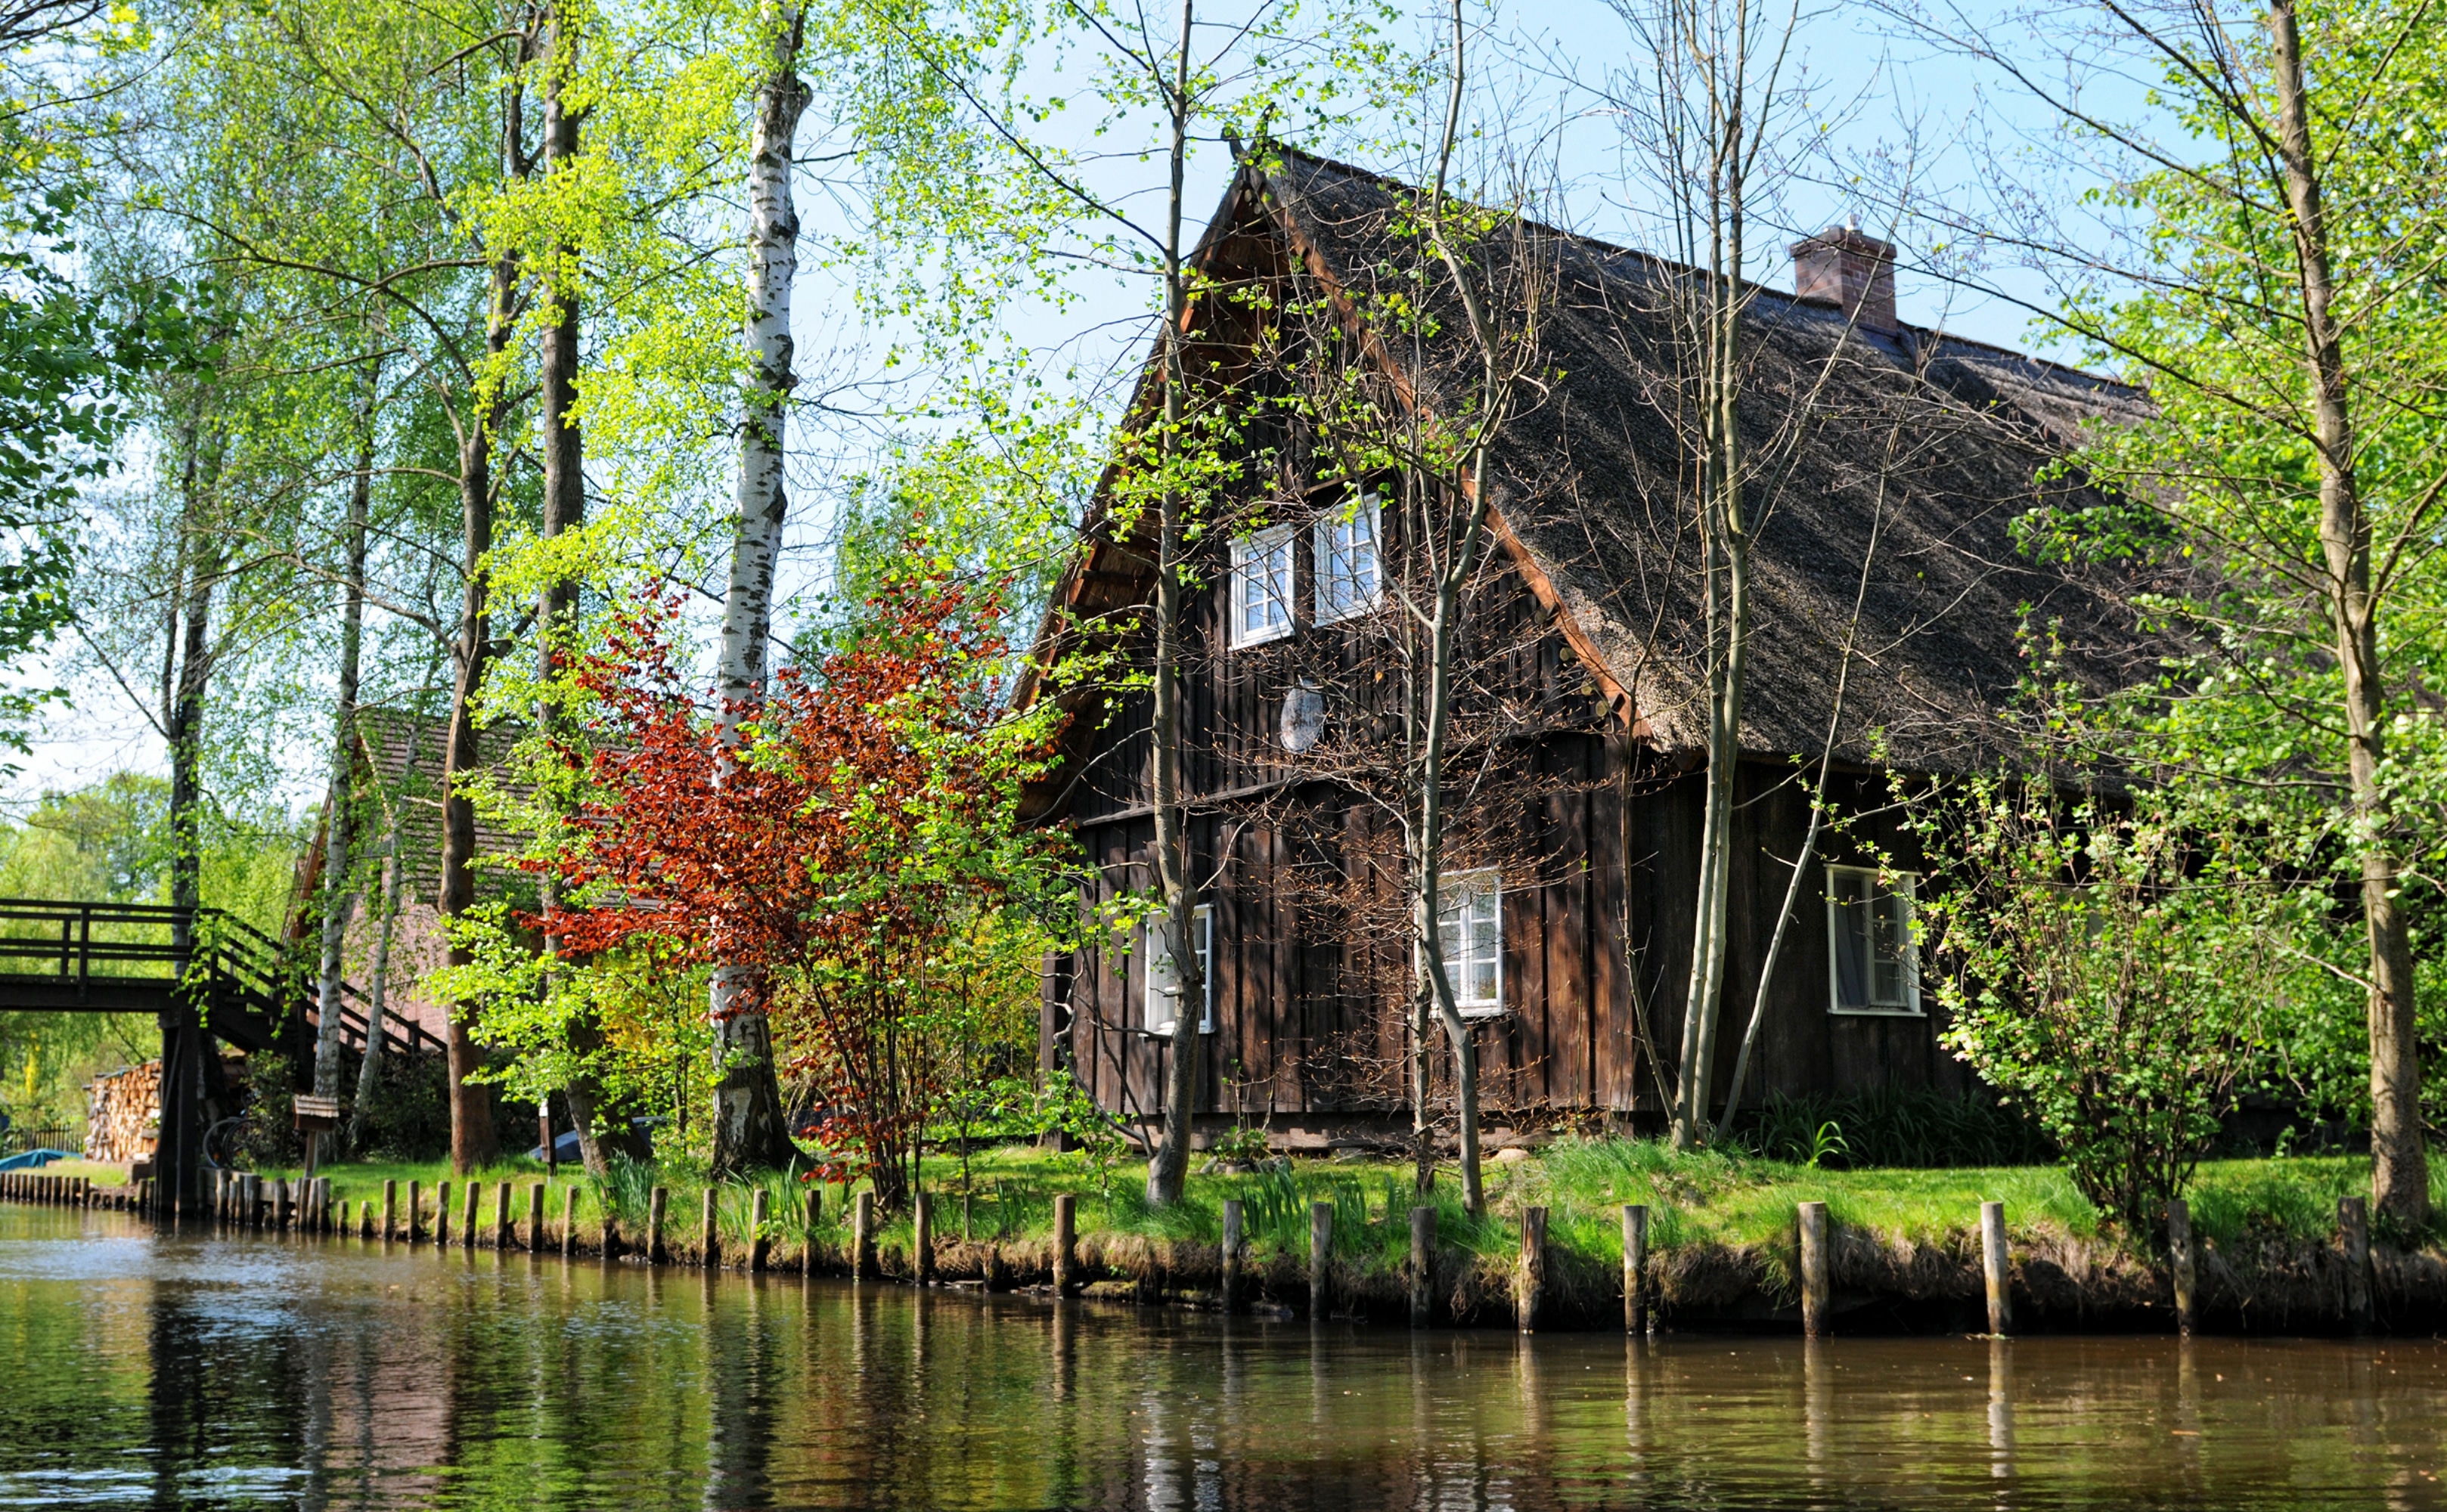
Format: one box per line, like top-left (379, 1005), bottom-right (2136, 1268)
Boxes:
top-left (1909, 779), bottom-right (2290, 1232)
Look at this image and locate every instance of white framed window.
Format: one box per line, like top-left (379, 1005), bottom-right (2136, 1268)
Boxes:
top-left (1825, 864), bottom-right (1921, 1015)
top-left (1433, 870), bottom-right (1504, 1018)
top-left (1230, 525), bottom-right (1295, 648)
top-left (1146, 903), bottom-right (1214, 1033)
top-left (1313, 495), bottom-right (1382, 624)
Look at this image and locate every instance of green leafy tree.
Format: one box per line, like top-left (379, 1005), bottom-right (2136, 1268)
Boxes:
top-left (1881, 0), bottom-right (2447, 1225)
top-left (1907, 776), bottom-right (2318, 1232)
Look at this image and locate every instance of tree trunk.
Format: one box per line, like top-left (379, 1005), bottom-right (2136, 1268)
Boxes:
top-left (536, 9), bottom-right (610, 1181)
top-left (708, 2), bottom-right (809, 1176)
top-left (311, 372), bottom-right (376, 1160)
top-left (439, 247), bottom-right (518, 1176)
top-left (2267, 0), bottom-right (2427, 1224)
top-left (1403, 6), bottom-right (1506, 1216)
top-left (162, 418), bottom-right (222, 1212)
top-left (1413, 517), bottom-right (1486, 1219)
top-left (1145, 0), bottom-right (1204, 1210)
top-left (347, 835), bottom-right (408, 1151)
top-left (1670, 115), bottom-right (1751, 1152)
top-left (165, 423), bottom-right (224, 941)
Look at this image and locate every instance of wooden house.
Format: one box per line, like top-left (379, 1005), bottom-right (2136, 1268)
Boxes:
top-left (1019, 149), bottom-right (2154, 1147)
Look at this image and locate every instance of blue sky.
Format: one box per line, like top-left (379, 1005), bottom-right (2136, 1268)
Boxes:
top-left (14, 0), bottom-right (2127, 815)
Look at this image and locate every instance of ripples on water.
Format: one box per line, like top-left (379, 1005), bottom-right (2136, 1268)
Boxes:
top-left (1, 1205), bottom-right (2441, 1510)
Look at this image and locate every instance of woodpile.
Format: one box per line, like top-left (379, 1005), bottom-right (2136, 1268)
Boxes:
top-left (85, 1060), bottom-right (161, 1163)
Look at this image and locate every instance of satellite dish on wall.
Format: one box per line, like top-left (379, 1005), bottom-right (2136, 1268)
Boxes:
top-left (1280, 680), bottom-right (1326, 754)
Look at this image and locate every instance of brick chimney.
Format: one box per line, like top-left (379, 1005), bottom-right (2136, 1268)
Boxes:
top-left (1791, 217), bottom-right (1897, 333)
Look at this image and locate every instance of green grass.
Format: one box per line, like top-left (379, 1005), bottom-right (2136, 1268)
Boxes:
top-left (27, 1159), bottom-right (129, 1186)
top-left (249, 1140), bottom-right (2441, 1271)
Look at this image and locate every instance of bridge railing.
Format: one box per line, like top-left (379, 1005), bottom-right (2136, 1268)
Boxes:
top-left (0, 899), bottom-right (195, 985)
top-left (0, 899), bottom-right (442, 1060)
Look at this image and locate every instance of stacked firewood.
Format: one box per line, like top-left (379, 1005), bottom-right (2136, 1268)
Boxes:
top-left (85, 1061), bottom-right (161, 1163)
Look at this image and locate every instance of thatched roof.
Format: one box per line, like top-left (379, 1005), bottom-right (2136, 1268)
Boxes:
top-left (1024, 147), bottom-right (2160, 780)
top-left (351, 708), bottom-right (532, 903)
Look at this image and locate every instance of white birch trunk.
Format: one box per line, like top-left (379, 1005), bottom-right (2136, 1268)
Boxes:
top-left (709, 3), bottom-right (810, 1175)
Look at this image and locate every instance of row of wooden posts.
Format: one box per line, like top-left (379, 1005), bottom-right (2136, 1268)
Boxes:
top-left (0, 1170), bottom-right (2383, 1335)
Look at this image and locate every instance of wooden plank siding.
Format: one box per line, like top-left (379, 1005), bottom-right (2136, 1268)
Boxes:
top-left (1012, 147), bottom-right (2154, 1143)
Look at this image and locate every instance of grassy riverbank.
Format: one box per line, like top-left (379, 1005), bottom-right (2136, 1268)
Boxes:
top-left (154, 1139), bottom-right (2445, 1330)
top-left (261, 1139), bottom-right (2434, 1284)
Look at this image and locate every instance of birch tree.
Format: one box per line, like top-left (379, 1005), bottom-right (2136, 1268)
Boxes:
top-left (706, 0), bottom-right (811, 1174)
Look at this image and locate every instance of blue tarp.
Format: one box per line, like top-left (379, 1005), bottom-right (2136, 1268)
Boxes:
top-left (0, 1148), bottom-right (73, 1173)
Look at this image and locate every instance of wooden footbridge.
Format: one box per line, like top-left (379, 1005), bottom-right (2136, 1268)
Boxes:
top-left (0, 899), bottom-right (443, 1210)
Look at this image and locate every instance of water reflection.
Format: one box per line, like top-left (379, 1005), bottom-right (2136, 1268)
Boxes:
top-left (1, 1204), bottom-right (2443, 1509)
top-left (1987, 1337), bottom-right (2012, 1480)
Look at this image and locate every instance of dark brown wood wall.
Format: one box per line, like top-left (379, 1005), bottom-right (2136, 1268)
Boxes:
top-left (1046, 426), bottom-right (1959, 1123)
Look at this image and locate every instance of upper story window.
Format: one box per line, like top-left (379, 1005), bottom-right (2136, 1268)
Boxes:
top-left (1146, 903), bottom-right (1214, 1033)
top-left (1313, 495), bottom-right (1382, 624)
top-left (1825, 864), bottom-right (1920, 1015)
top-left (1434, 869), bottom-right (1504, 1017)
top-left (1230, 526), bottom-right (1295, 648)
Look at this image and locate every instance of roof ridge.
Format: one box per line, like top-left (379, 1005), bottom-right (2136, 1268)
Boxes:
top-left (1255, 143), bottom-right (2132, 392)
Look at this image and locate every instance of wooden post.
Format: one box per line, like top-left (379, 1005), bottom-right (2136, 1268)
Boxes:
top-left (1981, 1201), bottom-right (2013, 1337)
top-left (1309, 1201), bottom-right (1333, 1321)
top-left (405, 1180), bottom-right (422, 1243)
top-left (244, 1173), bottom-right (262, 1228)
top-left (647, 1185), bottom-right (668, 1264)
top-left (436, 1181), bottom-right (452, 1246)
top-left (1410, 1206), bottom-right (1436, 1329)
top-left (2167, 1197), bottom-right (2197, 1336)
top-left (1518, 1207), bottom-right (1549, 1334)
top-left (1623, 1204), bottom-right (1649, 1335)
top-left (803, 1188), bottom-right (822, 1277)
top-left (1051, 1193), bottom-right (1075, 1295)
top-left (913, 1191), bottom-right (934, 1285)
top-left (539, 1102), bottom-right (557, 1177)
top-left (380, 1179), bottom-right (397, 1242)
top-left (1798, 1201), bottom-right (1830, 1339)
top-left (461, 1181), bottom-right (481, 1249)
top-left (2340, 1195), bottom-right (2373, 1335)
top-left (562, 1185), bottom-right (578, 1257)
top-left (316, 1177), bottom-right (333, 1232)
top-left (750, 1188), bottom-right (771, 1272)
top-left (273, 1177), bottom-right (291, 1232)
top-left (358, 1200), bottom-right (374, 1239)
top-left (1222, 1199), bottom-right (1245, 1313)
top-left (852, 1191), bottom-right (876, 1281)
top-left (528, 1183), bottom-right (545, 1251)
top-left (701, 1187), bottom-right (721, 1269)
top-left (494, 1182), bottom-right (513, 1250)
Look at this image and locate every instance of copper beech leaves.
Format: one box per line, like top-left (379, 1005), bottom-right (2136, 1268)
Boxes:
top-left (534, 569), bottom-right (1068, 1198)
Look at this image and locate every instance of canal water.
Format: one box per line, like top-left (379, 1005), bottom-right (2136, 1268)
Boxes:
top-left (1, 1205), bottom-right (2440, 1510)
